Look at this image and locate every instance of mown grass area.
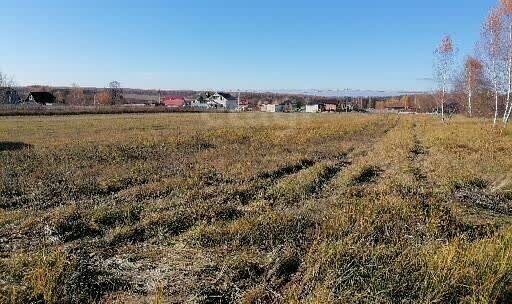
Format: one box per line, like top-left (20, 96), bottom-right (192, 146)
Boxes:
top-left (1, 113), bottom-right (512, 303)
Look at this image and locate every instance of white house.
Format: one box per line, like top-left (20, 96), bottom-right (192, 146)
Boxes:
top-left (209, 92), bottom-right (238, 110)
top-left (260, 103), bottom-right (288, 112)
top-left (266, 104), bottom-right (285, 113)
top-left (306, 104), bottom-right (321, 113)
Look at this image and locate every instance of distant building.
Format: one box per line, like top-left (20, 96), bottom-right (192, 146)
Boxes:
top-left (237, 99), bottom-right (249, 111)
top-left (324, 103), bottom-right (337, 112)
top-left (260, 104), bottom-right (269, 112)
top-left (162, 96), bottom-right (185, 108)
top-left (384, 102), bottom-right (407, 112)
top-left (190, 95), bottom-right (210, 109)
top-left (25, 92), bottom-right (56, 105)
top-left (190, 92), bottom-right (246, 110)
top-left (306, 104), bottom-right (325, 113)
top-left (123, 93), bottom-right (160, 106)
top-left (281, 101), bottom-right (296, 112)
top-left (266, 104), bottom-right (285, 113)
top-left (208, 92), bottom-right (238, 110)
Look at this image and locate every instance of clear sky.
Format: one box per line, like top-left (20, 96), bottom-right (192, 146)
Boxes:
top-left (0, 0), bottom-right (496, 91)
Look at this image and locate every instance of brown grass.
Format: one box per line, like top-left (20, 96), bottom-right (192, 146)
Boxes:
top-left (1, 113), bottom-right (512, 303)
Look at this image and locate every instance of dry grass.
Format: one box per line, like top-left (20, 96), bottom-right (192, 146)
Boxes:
top-left (1, 113), bottom-right (512, 303)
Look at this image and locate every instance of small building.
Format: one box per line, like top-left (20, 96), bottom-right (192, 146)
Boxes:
top-left (266, 104), bottom-right (285, 113)
top-left (162, 96), bottom-right (185, 108)
top-left (305, 104), bottom-right (325, 113)
top-left (123, 93), bottom-right (161, 106)
top-left (281, 101), bottom-right (296, 112)
top-left (237, 99), bottom-right (249, 111)
top-left (324, 103), bottom-right (337, 112)
top-left (260, 104), bottom-right (269, 112)
top-left (384, 104), bottom-right (407, 112)
top-left (25, 92), bottom-right (56, 105)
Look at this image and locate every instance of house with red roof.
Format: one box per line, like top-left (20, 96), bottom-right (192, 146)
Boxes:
top-left (162, 96), bottom-right (185, 108)
top-left (237, 99), bottom-right (249, 111)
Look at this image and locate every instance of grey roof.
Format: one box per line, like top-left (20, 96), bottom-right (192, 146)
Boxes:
top-left (217, 92), bottom-right (237, 100)
top-left (27, 92), bottom-right (56, 104)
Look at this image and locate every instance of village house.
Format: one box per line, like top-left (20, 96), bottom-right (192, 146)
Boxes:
top-left (324, 103), bottom-right (337, 112)
top-left (123, 93), bottom-right (161, 106)
top-left (162, 96), bottom-right (185, 108)
top-left (382, 100), bottom-right (407, 112)
top-left (237, 99), bottom-right (249, 111)
top-left (306, 104), bottom-right (325, 113)
top-left (208, 92), bottom-right (238, 110)
top-left (280, 101), bottom-right (297, 112)
top-left (190, 92), bottom-right (242, 110)
top-left (259, 101), bottom-right (297, 113)
top-left (25, 92), bottom-right (56, 105)
top-left (190, 95), bottom-right (210, 109)
top-left (266, 104), bottom-right (285, 113)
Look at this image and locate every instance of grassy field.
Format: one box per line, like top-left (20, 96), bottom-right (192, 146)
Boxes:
top-left (1, 113), bottom-right (512, 303)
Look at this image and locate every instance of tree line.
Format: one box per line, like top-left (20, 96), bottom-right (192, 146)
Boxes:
top-left (48, 81), bottom-right (123, 105)
top-left (0, 74), bottom-right (123, 106)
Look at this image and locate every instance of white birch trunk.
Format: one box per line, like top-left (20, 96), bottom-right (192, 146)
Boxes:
top-left (505, 57), bottom-right (512, 121)
top-left (505, 24), bottom-right (512, 123)
top-left (505, 97), bottom-right (512, 123)
top-left (492, 56), bottom-right (499, 127)
top-left (468, 69), bottom-right (472, 118)
top-left (494, 88), bottom-right (499, 127)
top-left (468, 90), bottom-right (472, 118)
top-left (441, 84), bottom-right (445, 122)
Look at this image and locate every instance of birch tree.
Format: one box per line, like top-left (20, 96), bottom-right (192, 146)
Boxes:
top-left (109, 81), bottom-right (122, 105)
top-left (0, 71), bottom-right (14, 88)
top-left (501, 0), bottom-right (512, 123)
top-left (434, 35), bottom-right (456, 122)
top-left (0, 71), bottom-right (17, 104)
top-left (69, 83), bottom-right (85, 105)
top-left (481, 8), bottom-right (505, 126)
top-left (463, 56), bottom-right (484, 117)
top-left (0, 71), bottom-right (6, 88)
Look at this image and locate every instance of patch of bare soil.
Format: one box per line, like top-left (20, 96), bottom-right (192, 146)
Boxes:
top-left (454, 182), bottom-right (512, 216)
top-left (352, 165), bottom-right (383, 185)
top-left (258, 159), bottom-right (315, 181)
top-left (0, 142), bottom-right (32, 152)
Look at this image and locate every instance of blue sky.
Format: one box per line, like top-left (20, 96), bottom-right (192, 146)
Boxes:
top-left (0, 0), bottom-right (496, 91)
